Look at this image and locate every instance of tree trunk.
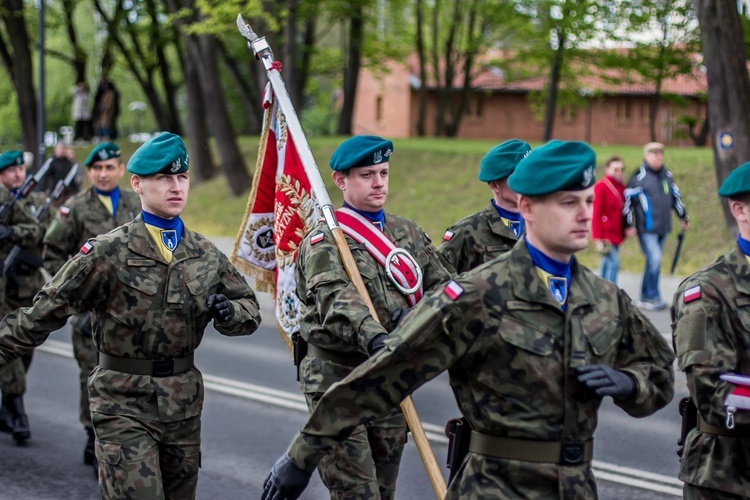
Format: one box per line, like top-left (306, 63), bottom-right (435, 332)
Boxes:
top-left (184, 48), bottom-right (216, 183)
top-left (0, 0), bottom-right (36, 152)
top-left (216, 39), bottom-right (262, 134)
top-left (649, 82), bottom-right (661, 142)
top-left (283, 0), bottom-right (300, 111)
top-left (146, 0), bottom-right (181, 134)
top-left (337, 6), bottom-right (364, 135)
top-left (415, 0), bottom-right (427, 136)
top-left (163, 0), bottom-right (214, 182)
top-left (693, 0), bottom-right (750, 230)
top-left (196, 34), bottom-right (250, 195)
top-left (542, 32), bottom-right (565, 142)
top-left (61, 0), bottom-right (87, 83)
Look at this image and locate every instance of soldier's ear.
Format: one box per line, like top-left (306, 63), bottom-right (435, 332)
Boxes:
top-left (130, 175), bottom-right (142, 194)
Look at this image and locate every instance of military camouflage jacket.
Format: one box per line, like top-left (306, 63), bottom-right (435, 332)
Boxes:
top-left (438, 202), bottom-right (519, 274)
top-left (44, 186), bottom-right (141, 274)
top-left (671, 244), bottom-right (750, 495)
top-left (0, 186), bottom-right (43, 256)
top-left (0, 216), bottom-right (262, 422)
top-left (6, 192), bottom-right (55, 302)
top-left (0, 187), bottom-right (44, 313)
top-left (287, 239), bottom-right (675, 499)
top-left (295, 212), bottom-right (453, 393)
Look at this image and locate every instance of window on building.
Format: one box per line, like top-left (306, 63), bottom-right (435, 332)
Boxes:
top-left (640, 101), bottom-right (651, 124)
top-left (467, 94), bottom-right (484, 119)
top-left (617, 100), bottom-right (633, 123)
top-left (376, 95), bottom-right (383, 122)
top-left (561, 104), bottom-right (576, 123)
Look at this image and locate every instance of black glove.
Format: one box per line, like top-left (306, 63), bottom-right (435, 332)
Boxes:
top-left (261, 454), bottom-right (312, 500)
top-left (576, 364), bottom-right (637, 400)
top-left (390, 307), bottom-right (412, 329)
top-left (368, 333), bottom-right (388, 356)
top-left (206, 294), bottom-right (234, 324)
top-left (0, 225), bottom-right (11, 241)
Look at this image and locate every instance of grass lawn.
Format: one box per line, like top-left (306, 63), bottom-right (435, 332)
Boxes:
top-left (69, 136), bottom-right (735, 276)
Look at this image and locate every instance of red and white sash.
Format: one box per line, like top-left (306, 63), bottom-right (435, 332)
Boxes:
top-left (336, 207), bottom-right (424, 306)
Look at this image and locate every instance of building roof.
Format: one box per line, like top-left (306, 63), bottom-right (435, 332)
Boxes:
top-left (406, 52), bottom-right (708, 97)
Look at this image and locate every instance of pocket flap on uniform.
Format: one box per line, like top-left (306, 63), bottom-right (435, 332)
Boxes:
top-left (116, 267), bottom-right (158, 296)
top-left (585, 318), bottom-right (620, 355)
top-left (96, 441), bottom-right (122, 466)
top-left (499, 315), bottom-right (555, 356)
top-left (186, 274), bottom-right (220, 296)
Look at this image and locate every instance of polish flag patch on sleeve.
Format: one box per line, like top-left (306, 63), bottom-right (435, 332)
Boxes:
top-left (59, 206), bottom-right (71, 216)
top-left (444, 280), bottom-right (464, 300)
top-left (442, 230), bottom-right (454, 241)
top-left (80, 242), bottom-right (93, 255)
top-left (310, 233), bottom-right (324, 245)
top-left (683, 285), bottom-right (701, 304)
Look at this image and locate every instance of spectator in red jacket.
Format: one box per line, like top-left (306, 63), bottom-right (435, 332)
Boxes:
top-left (592, 156), bottom-right (633, 284)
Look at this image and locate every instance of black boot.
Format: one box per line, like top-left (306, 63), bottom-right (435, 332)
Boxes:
top-left (84, 427), bottom-right (98, 477)
top-left (7, 395), bottom-right (31, 443)
top-left (0, 398), bottom-right (12, 433)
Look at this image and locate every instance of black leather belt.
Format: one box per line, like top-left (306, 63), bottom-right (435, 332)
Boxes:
top-left (98, 352), bottom-right (195, 377)
top-left (469, 431), bottom-right (594, 465)
top-left (306, 344), bottom-right (367, 367)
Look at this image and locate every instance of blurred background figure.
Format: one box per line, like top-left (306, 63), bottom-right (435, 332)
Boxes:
top-left (35, 143), bottom-right (80, 206)
top-left (71, 81), bottom-right (92, 143)
top-left (592, 155), bottom-right (631, 285)
top-left (92, 77), bottom-right (120, 141)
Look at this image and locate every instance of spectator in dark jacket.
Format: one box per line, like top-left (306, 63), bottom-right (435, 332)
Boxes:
top-left (624, 142), bottom-right (689, 310)
top-left (592, 155), bottom-right (632, 284)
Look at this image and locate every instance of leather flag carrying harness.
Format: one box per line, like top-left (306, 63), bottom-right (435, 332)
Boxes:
top-left (335, 207), bottom-right (423, 305)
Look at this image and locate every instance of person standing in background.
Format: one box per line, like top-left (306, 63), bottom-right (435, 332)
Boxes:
top-left (72, 82), bottom-right (92, 142)
top-left (592, 155), bottom-right (632, 285)
top-left (625, 142), bottom-right (689, 310)
top-left (92, 77), bottom-right (120, 141)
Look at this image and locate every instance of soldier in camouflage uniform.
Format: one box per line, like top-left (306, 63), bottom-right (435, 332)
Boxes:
top-left (294, 135), bottom-right (453, 499)
top-left (439, 139), bottom-right (530, 273)
top-left (0, 150), bottom-right (46, 442)
top-left (44, 142), bottom-right (141, 468)
top-left (0, 132), bottom-right (262, 499)
top-left (671, 161), bottom-right (750, 499)
top-left (263, 140), bottom-right (675, 500)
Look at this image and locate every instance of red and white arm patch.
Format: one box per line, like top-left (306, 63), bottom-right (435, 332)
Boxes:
top-left (310, 233), bottom-right (324, 245)
top-left (59, 206), bottom-right (71, 216)
top-left (80, 242), bottom-right (93, 255)
top-left (443, 280), bottom-right (464, 300)
top-left (683, 285), bottom-right (701, 304)
top-left (442, 230), bottom-right (454, 241)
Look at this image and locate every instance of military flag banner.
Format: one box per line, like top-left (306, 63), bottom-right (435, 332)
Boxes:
top-left (231, 84), bottom-right (319, 351)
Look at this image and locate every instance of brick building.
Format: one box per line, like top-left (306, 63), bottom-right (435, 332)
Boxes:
top-left (352, 56), bottom-right (708, 146)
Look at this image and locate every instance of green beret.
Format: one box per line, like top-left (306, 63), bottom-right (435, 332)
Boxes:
top-left (84, 142), bottom-right (121, 166)
top-left (127, 132), bottom-right (189, 176)
top-left (508, 140), bottom-right (596, 196)
top-left (0, 150), bottom-right (24, 172)
top-left (330, 135), bottom-right (393, 172)
top-left (718, 161), bottom-right (750, 198)
top-left (478, 139), bottom-right (531, 182)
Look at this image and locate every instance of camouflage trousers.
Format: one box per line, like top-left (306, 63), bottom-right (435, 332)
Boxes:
top-left (0, 294), bottom-right (34, 395)
top-left (684, 484), bottom-right (749, 499)
top-left (73, 313), bottom-right (96, 429)
top-left (305, 391), bottom-right (407, 500)
top-left (93, 412), bottom-right (201, 500)
top-left (0, 359), bottom-right (26, 395)
top-left (446, 453), bottom-right (597, 500)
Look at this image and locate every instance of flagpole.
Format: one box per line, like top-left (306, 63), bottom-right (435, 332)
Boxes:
top-left (237, 15), bottom-right (447, 499)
